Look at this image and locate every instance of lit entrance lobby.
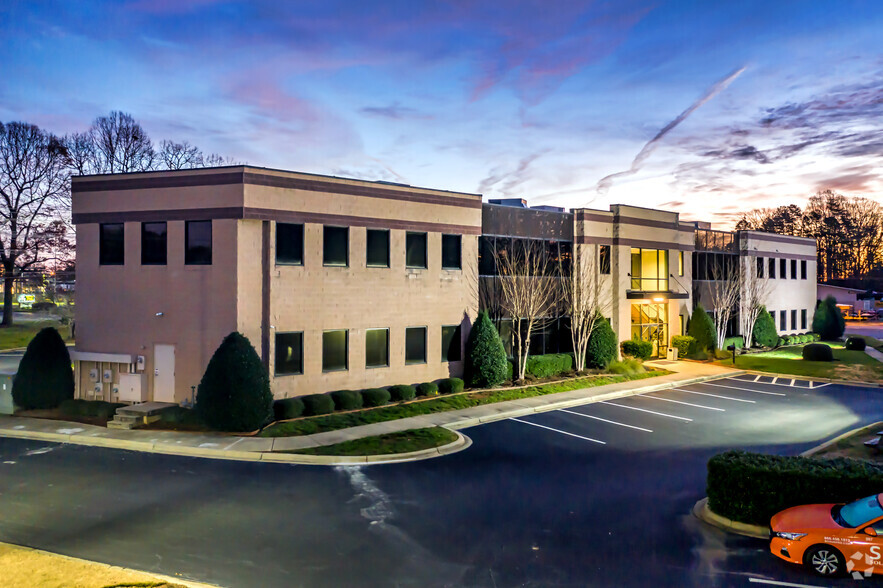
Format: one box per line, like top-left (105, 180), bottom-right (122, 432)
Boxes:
top-left (630, 303), bottom-right (669, 358)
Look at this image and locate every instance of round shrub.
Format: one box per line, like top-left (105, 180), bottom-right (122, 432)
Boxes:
top-left (301, 393), bottom-right (335, 416)
top-left (361, 388), bottom-right (391, 407)
top-left (438, 377), bottom-right (465, 394)
top-left (620, 339), bottom-right (652, 360)
top-left (845, 336), bottom-right (867, 351)
top-left (195, 332), bottom-right (273, 432)
top-left (802, 343), bottom-right (834, 362)
top-left (670, 335), bottom-right (694, 358)
top-left (586, 317), bottom-right (617, 369)
top-left (389, 384), bottom-right (416, 402)
top-left (688, 303), bottom-right (717, 353)
top-left (776, 337), bottom-right (786, 347)
top-left (273, 397), bottom-right (305, 421)
top-left (752, 307), bottom-right (778, 348)
top-left (12, 327), bottom-right (74, 410)
top-left (813, 296), bottom-right (846, 341)
top-left (465, 311), bottom-right (508, 388)
top-left (416, 382), bottom-right (439, 397)
top-left (330, 389), bottom-right (363, 411)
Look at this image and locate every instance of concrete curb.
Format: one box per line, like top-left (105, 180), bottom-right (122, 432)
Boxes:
top-left (799, 420), bottom-right (883, 457)
top-left (740, 369), bottom-right (882, 389)
top-left (692, 497), bottom-right (769, 540)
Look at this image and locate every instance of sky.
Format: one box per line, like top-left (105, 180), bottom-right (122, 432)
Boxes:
top-left (1, 0), bottom-right (881, 228)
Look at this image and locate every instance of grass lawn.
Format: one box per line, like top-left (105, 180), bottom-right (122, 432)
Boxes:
top-left (812, 421), bottom-right (883, 463)
top-left (261, 370), bottom-right (665, 437)
top-left (0, 319), bottom-right (73, 350)
top-left (290, 427), bottom-right (459, 456)
top-left (725, 343), bottom-right (883, 382)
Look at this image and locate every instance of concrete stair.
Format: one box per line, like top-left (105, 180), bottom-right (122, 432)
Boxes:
top-left (107, 402), bottom-right (178, 430)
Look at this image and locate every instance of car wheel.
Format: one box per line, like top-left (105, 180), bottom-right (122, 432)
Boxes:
top-left (804, 545), bottom-right (845, 577)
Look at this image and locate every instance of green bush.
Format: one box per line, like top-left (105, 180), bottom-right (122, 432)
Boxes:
top-left (688, 304), bottom-right (717, 353)
top-left (273, 398), bottom-right (305, 421)
top-left (416, 382), bottom-right (439, 397)
top-left (466, 311), bottom-right (508, 388)
top-left (12, 327), bottom-right (74, 410)
top-left (159, 405), bottom-right (200, 425)
top-left (301, 393), bottom-right (335, 416)
top-left (58, 399), bottom-right (124, 420)
top-left (32, 301), bottom-right (57, 311)
top-left (361, 388), bottom-right (391, 407)
top-left (707, 450), bottom-right (883, 526)
top-left (813, 296), bottom-right (846, 340)
top-left (195, 332), bottom-right (273, 432)
top-left (786, 335), bottom-right (797, 345)
top-left (505, 360), bottom-right (514, 381)
top-left (525, 353), bottom-right (573, 378)
top-left (670, 335), bottom-right (694, 358)
top-left (330, 389), bottom-right (363, 411)
top-left (585, 315), bottom-right (618, 369)
top-left (606, 358), bottom-right (645, 375)
top-left (59, 398), bottom-right (87, 416)
top-left (721, 336), bottom-right (744, 350)
top-left (620, 339), bottom-right (653, 360)
top-left (752, 308), bottom-right (778, 348)
top-left (389, 384), bottom-right (416, 402)
top-left (438, 378), bottom-right (465, 394)
top-left (93, 401), bottom-right (124, 420)
top-left (845, 336), bottom-right (867, 351)
top-left (802, 343), bottom-right (834, 361)
top-left (812, 332), bottom-right (821, 341)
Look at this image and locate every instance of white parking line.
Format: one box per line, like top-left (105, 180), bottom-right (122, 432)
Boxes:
top-left (810, 382), bottom-right (830, 389)
top-left (599, 401), bottom-right (693, 422)
top-left (703, 382), bottom-right (787, 397)
top-left (671, 388), bottom-right (756, 404)
top-left (724, 377), bottom-right (809, 390)
top-left (558, 409), bottom-right (653, 432)
top-left (509, 418), bottom-right (606, 444)
top-left (748, 578), bottom-right (825, 587)
top-left (643, 395), bottom-right (726, 412)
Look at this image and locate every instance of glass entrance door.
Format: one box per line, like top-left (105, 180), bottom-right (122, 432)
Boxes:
top-left (630, 303), bottom-right (669, 358)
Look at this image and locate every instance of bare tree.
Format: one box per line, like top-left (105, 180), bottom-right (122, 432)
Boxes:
top-left (561, 245), bottom-right (604, 371)
top-left (739, 255), bottom-right (773, 348)
top-left (90, 111), bottom-right (155, 173)
top-left (159, 140), bottom-right (204, 170)
top-left (493, 239), bottom-right (559, 381)
top-left (707, 257), bottom-right (741, 349)
top-left (0, 122), bottom-right (70, 326)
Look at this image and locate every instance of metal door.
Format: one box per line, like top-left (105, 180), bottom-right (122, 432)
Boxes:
top-left (153, 344), bottom-right (175, 403)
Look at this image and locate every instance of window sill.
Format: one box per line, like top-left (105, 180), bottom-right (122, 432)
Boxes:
top-left (323, 264), bottom-right (349, 268)
top-left (274, 372), bottom-right (303, 377)
top-left (405, 361), bottom-right (427, 366)
top-left (276, 262), bottom-right (304, 267)
top-left (322, 368), bottom-right (349, 373)
top-left (366, 364), bottom-right (389, 369)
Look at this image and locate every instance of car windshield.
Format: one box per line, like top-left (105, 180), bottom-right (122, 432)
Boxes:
top-left (839, 494), bottom-right (883, 528)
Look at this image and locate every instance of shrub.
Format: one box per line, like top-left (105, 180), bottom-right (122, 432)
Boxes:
top-left (845, 336), bottom-right (867, 351)
top-left (361, 388), bottom-right (391, 407)
top-left (785, 335), bottom-right (796, 345)
top-left (59, 398), bottom-right (88, 416)
top-left (707, 450), bottom-right (883, 526)
top-left (585, 317), bottom-right (617, 369)
top-left (813, 296), bottom-right (846, 340)
top-left (329, 389), bottom-right (363, 411)
top-left (389, 384), bottom-right (417, 402)
top-left (416, 382), bottom-right (439, 397)
top-left (620, 339), bottom-right (653, 360)
top-left (273, 398), bottom-right (305, 421)
top-left (688, 303), bottom-right (717, 353)
top-left (802, 343), bottom-right (834, 361)
top-left (607, 358), bottom-right (645, 375)
top-left (159, 405), bottom-right (200, 424)
top-left (59, 399), bottom-right (123, 419)
top-left (93, 401), bottom-right (124, 420)
top-left (505, 360), bottom-right (514, 381)
top-left (438, 378), bottom-right (465, 394)
top-left (752, 307), bottom-right (778, 347)
top-left (776, 337), bottom-right (786, 347)
top-left (525, 353), bottom-right (573, 378)
top-left (465, 311), bottom-right (508, 388)
top-left (721, 336), bottom-right (744, 350)
top-left (301, 393), bottom-right (335, 416)
top-left (812, 332), bottom-right (821, 341)
top-left (32, 301), bottom-right (57, 311)
top-left (670, 335), bottom-right (694, 358)
top-left (195, 332), bottom-right (273, 432)
top-left (12, 327), bottom-right (74, 410)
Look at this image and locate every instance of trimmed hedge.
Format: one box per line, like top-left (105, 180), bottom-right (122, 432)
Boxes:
top-left (13, 327), bottom-right (74, 410)
top-left (607, 358), bottom-right (645, 376)
top-left (361, 388), bottom-right (391, 407)
top-left (802, 343), bottom-right (834, 361)
top-left (846, 336), bottom-right (867, 351)
top-left (273, 398), bottom-right (305, 421)
top-left (722, 335), bottom-right (744, 350)
top-left (389, 384), bottom-right (417, 402)
top-left (813, 296), bottom-right (846, 340)
top-left (620, 339), bottom-right (652, 360)
top-left (670, 335), bottom-right (694, 358)
top-left (58, 399), bottom-right (123, 420)
top-left (688, 303), bottom-right (717, 353)
top-left (416, 382), bottom-right (439, 397)
top-left (466, 311), bottom-right (508, 388)
top-left (586, 316), bottom-right (618, 369)
top-left (438, 378), bottom-right (465, 394)
top-left (330, 389), bottom-right (363, 411)
top-left (525, 353), bottom-right (573, 378)
top-left (302, 393), bottom-right (335, 416)
top-left (752, 307), bottom-right (778, 348)
top-left (707, 450), bottom-right (883, 526)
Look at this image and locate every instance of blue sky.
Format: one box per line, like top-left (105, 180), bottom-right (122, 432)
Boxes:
top-left (2, 0), bottom-right (881, 227)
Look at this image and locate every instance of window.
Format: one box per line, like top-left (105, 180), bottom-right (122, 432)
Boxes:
top-left (791, 309), bottom-right (797, 330)
top-left (276, 223), bottom-right (304, 265)
top-left (478, 236), bottom-right (495, 276)
top-left (141, 222), bottom-right (167, 265)
top-left (780, 258), bottom-right (787, 279)
top-left (184, 220), bottom-right (212, 265)
top-left (630, 248), bottom-right (668, 290)
top-left (442, 234), bottom-right (461, 270)
top-left (801, 260), bottom-right (807, 279)
top-left (323, 226), bottom-right (348, 267)
top-left (442, 325), bottom-right (461, 362)
top-left (405, 326), bottom-right (427, 364)
top-left (406, 232), bottom-right (427, 269)
top-left (322, 330), bottom-right (348, 371)
top-left (791, 259), bottom-right (797, 280)
top-left (99, 223), bottom-right (124, 265)
top-left (780, 310), bottom-right (787, 331)
top-left (600, 245), bottom-right (611, 274)
top-left (801, 309), bottom-right (807, 330)
top-left (678, 250), bottom-right (684, 276)
top-left (365, 328), bottom-right (389, 368)
top-left (366, 229), bottom-right (390, 268)
top-left (274, 332), bottom-right (303, 375)
top-left (769, 258), bottom-right (776, 279)
top-left (756, 257), bottom-right (764, 278)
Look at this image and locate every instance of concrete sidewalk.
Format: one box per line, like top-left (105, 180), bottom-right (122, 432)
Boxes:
top-left (0, 361), bottom-right (740, 465)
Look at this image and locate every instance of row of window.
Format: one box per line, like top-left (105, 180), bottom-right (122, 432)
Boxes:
top-left (769, 308), bottom-right (809, 331)
top-left (756, 257), bottom-right (808, 280)
top-left (274, 325), bottom-right (463, 375)
top-left (99, 221), bottom-right (212, 266)
top-left (478, 236), bottom-right (573, 276)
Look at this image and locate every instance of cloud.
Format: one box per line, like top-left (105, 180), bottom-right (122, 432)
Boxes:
top-left (476, 149), bottom-right (550, 196)
top-left (359, 102), bottom-right (431, 120)
top-left (808, 164), bottom-right (878, 194)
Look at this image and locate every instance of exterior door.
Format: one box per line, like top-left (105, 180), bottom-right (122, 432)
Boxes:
top-left (153, 344), bottom-right (175, 403)
top-left (630, 303), bottom-right (669, 358)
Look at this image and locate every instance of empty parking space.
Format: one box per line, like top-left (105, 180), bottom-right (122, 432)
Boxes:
top-left (730, 374), bottom-right (826, 389)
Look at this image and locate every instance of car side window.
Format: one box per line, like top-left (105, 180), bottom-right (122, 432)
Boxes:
top-left (872, 521), bottom-right (883, 534)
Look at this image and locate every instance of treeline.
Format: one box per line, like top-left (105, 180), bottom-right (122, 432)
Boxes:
top-left (736, 190), bottom-right (883, 282)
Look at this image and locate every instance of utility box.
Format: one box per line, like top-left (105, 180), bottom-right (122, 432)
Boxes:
top-left (0, 370), bottom-right (15, 415)
top-left (118, 373), bottom-right (146, 402)
top-left (666, 347), bottom-right (679, 361)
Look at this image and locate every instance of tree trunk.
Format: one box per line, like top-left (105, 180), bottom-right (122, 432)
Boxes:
top-left (2, 270), bottom-right (14, 327)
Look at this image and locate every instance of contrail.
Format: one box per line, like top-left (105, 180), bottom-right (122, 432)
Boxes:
top-left (592, 66), bottom-right (747, 199)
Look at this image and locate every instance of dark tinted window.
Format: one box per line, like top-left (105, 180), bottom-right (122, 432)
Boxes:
top-left (442, 234), bottom-right (461, 269)
top-left (558, 241), bottom-right (572, 276)
top-left (442, 325), bottom-right (461, 362)
top-left (322, 330), bottom-right (348, 371)
top-left (405, 326), bottom-right (426, 364)
top-left (366, 229), bottom-right (390, 267)
top-left (769, 258), bottom-right (776, 278)
top-left (365, 328), bottom-right (389, 368)
top-left (791, 309), bottom-right (797, 329)
top-left (276, 223), bottom-right (303, 265)
top-left (185, 220), bottom-right (212, 265)
top-left (599, 245), bottom-right (611, 274)
top-left (780, 258), bottom-right (787, 279)
top-left (791, 259), bottom-right (797, 279)
top-left (324, 226), bottom-right (348, 267)
top-left (479, 236), bottom-right (495, 276)
top-left (141, 222), bottom-right (167, 265)
top-left (801, 260), bottom-right (807, 279)
top-left (275, 332), bottom-right (303, 375)
top-left (756, 257), bottom-right (764, 278)
top-left (801, 309), bottom-right (807, 329)
top-left (99, 223), bottom-right (124, 265)
top-left (406, 232), bottom-right (427, 269)
top-left (780, 310), bottom-right (786, 331)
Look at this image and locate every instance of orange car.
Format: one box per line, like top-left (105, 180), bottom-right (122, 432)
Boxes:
top-left (770, 493), bottom-right (883, 578)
